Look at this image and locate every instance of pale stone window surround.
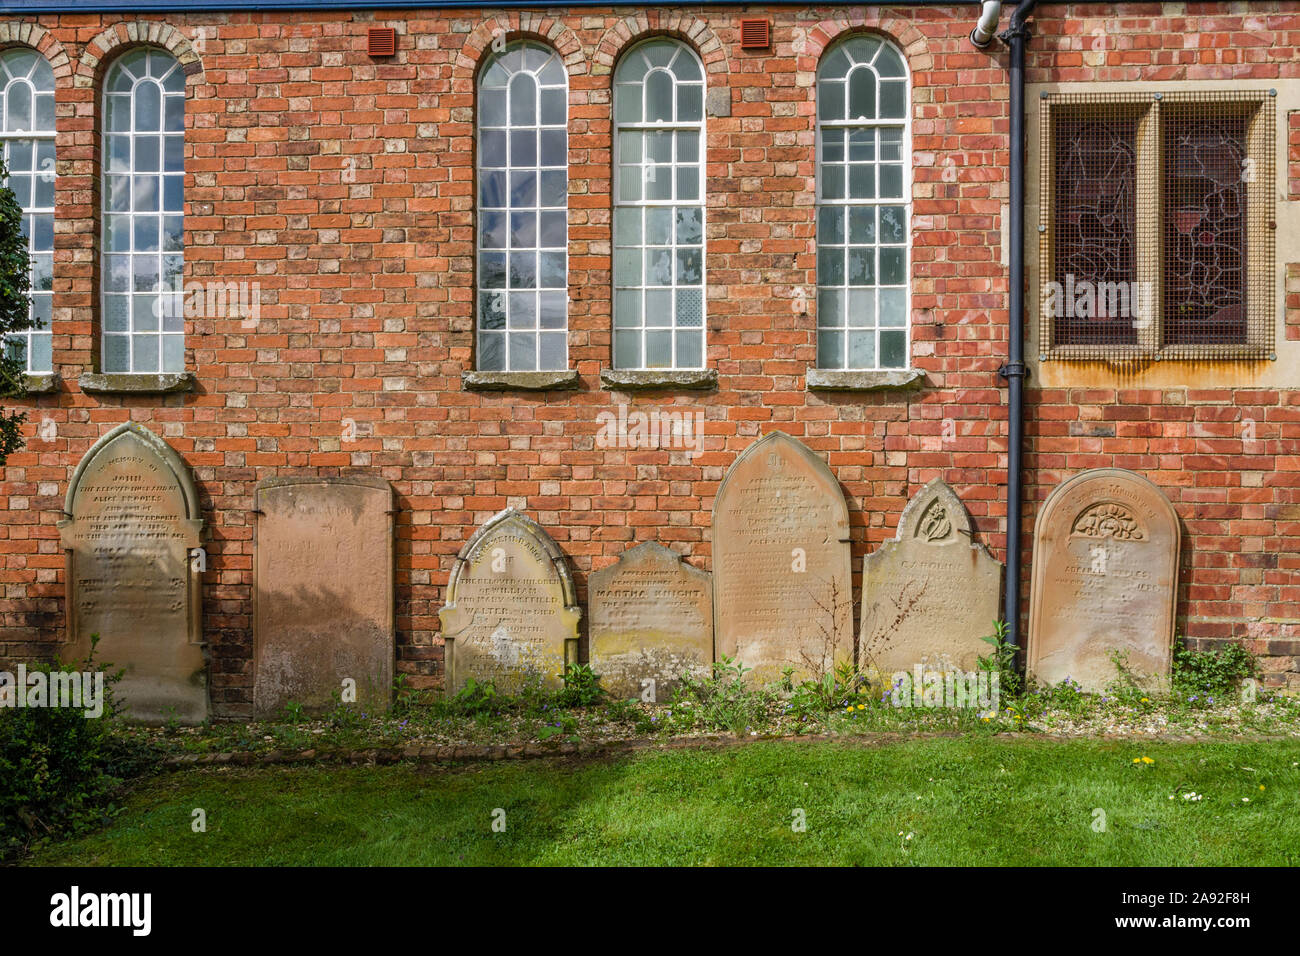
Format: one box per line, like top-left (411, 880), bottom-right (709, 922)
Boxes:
top-left (1029, 82), bottom-right (1286, 391)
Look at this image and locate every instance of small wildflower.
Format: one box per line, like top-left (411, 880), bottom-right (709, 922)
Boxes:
top-left (1141, 756), bottom-right (1154, 764)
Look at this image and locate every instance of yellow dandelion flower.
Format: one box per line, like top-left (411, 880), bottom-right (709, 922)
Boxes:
top-left (1142, 757), bottom-right (1154, 764)
top-left (1133, 758), bottom-right (1142, 764)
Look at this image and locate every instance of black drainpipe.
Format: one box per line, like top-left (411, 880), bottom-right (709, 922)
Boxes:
top-left (998, 0), bottom-right (1039, 652)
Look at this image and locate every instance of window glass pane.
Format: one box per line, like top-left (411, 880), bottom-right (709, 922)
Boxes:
top-left (848, 68), bottom-right (876, 120)
top-left (99, 50), bottom-right (186, 373)
top-left (1051, 115), bottom-right (1138, 347)
top-left (612, 40), bottom-right (706, 369)
top-left (1163, 114), bottom-right (1248, 346)
top-left (477, 41), bottom-right (568, 370)
top-left (816, 37), bottom-right (909, 370)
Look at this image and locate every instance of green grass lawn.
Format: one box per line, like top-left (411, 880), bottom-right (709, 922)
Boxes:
top-left (26, 737), bottom-right (1300, 866)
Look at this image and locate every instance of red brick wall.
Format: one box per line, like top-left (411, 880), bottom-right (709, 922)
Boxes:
top-left (1026, 4), bottom-right (1300, 689)
top-left (0, 5), bottom-right (1296, 716)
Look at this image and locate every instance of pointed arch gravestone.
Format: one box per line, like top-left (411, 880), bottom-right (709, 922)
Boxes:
top-left (712, 431), bottom-right (853, 683)
top-left (252, 475), bottom-right (395, 717)
top-left (58, 422), bottom-right (207, 724)
top-left (588, 541), bottom-right (713, 701)
top-left (1028, 468), bottom-right (1181, 692)
top-left (439, 509), bottom-right (581, 694)
top-left (860, 479), bottom-right (1004, 678)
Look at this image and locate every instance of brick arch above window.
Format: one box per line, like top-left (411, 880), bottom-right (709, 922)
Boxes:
top-left (0, 23), bottom-right (72, 79)
top-left (798, 17), bottom-right (930, 73)
top-left (593, 13), bottom-right (725, 77)
top-left (74, 21), bottom-right (204, 90)
top-left (455, 14), bottom-right (585, 80)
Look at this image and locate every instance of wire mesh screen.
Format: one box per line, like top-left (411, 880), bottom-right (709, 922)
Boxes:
top-left (1040, 91), bottom-right (1275, 364)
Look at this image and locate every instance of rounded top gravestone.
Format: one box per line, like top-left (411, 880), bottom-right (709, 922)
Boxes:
top-left (860, 478), bottom-right (1004, 679)
top-left (58, 422), bottom-right (207, 724)
top-left (439, 509), bottom-right (581, 694)
top-left (1028, 467), bottom-right (1181, 693)
top-left (712, 431), bottom-right (853, 684)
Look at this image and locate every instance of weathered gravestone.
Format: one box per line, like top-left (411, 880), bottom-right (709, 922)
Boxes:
top-left (860, 479), bottom-right (1003, 678)
top-left (588, 541), bottom-right (713, 701)
top-left (713, 431), bottom-right (853, 683)
top-left (439, 509), bottom-right (580, 694)
top-left (1028, 468), bottom-right (1180, 692)
top-left (58, 422), bottom-right (206, 723)
top-left (252, 476), bottom-right (395, 716)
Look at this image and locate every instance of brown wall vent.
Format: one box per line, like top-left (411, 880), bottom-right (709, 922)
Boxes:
top-left (368, 28), bottom-right (397, 58)
top-left (740, 19), bottom-right (770, 50)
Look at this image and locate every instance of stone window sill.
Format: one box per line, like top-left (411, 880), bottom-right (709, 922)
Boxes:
top-left (79, 372), bottom-right (197, 395)
top-left (806, 368), bottom-right (925, 392)
top-left (461, 369), bottom-right (580, 392)
top-left (23, 373), bottom-right (60, 394)
top-left (600, 368), bottom-right (718, 391)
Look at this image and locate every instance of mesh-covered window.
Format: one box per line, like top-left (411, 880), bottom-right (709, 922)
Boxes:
top-left (0, 49), bottom-right (55, 374)
top-left (1163, 114), bottom-right (1248, 346)
top-left (1040, 92), bottom-right (1275, 363)
top-left (102, 48), bottom-right (186, 374)
top-left (612, 39), bottom-right (705, 370)
top-left (815, 35), bottom-right (910, 370)
top-left (476, 40), bottom-right (568, 372)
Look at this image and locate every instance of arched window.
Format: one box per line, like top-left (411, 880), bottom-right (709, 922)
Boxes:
top-left (816, 36), bottom-right (910, 370)
top-left (0, 49), bottom-right (55, 374)
top-left (612, 39), bottom-right (705, 370)
top-left (101, 48), bottom-right (185, 374)
top-left (476, 40), bottom-right (568, 372)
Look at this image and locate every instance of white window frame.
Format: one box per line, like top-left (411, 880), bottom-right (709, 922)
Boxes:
top-left (100, 47), bottom-right (186, 375)
top-left (475, 39), bottom-right (569, 373)
top-left (612, 38), bottom-right (707, 371)
top-left (815, 35), bottom-right (912, 371)
top-left (0, 49), bottom-right (56, 374)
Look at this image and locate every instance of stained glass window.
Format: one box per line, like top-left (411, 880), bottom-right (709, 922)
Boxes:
top-left (1163, 116), bottom-right (1247, 346)
top-left (1051, 117), bottom-right (1138, 346)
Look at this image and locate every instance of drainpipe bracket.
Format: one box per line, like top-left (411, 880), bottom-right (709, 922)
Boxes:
top-left (998, 23), bottom-right (1032, 45)
top-left (998, 362), bottom-right (1029, 380)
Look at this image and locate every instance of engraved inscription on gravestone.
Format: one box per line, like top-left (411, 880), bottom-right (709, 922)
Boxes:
top-left (58, 422), bottom-right (206, 724)
top-left (713, 431), bottom-right (853, 683)
top-left (588, 541), bottom-right (713, 701)
top-left (439, 509), bottom-right (580, 694)
top-left (1028, 468), bottom-right (1181, 692)
top-left (861, 479), bottom-right (1004, 677)
top-left (253, 475), bottom-right (395, 716)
